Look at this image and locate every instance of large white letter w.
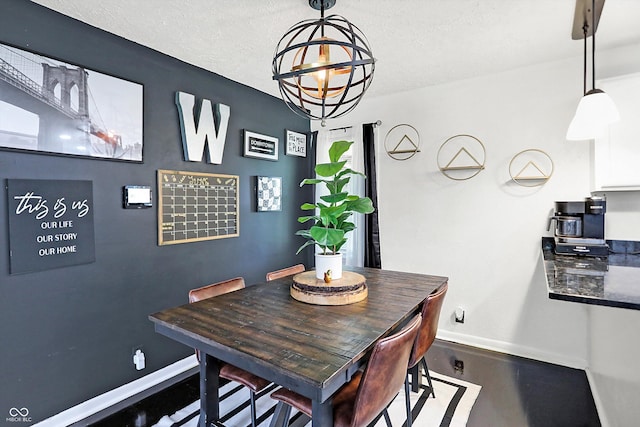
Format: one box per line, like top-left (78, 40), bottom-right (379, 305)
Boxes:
top-left (175, 91), bottom-right (230, 164)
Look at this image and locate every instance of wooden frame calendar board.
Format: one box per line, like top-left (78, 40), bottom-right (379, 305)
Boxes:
top-left (157, 170), bottom-right (239, 245)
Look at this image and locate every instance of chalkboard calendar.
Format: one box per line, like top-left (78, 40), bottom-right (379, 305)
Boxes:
top-left (158, 170), bottom-right (239, 245)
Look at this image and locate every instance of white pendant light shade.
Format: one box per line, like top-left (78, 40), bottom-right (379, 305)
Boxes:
top-left (566, 89), bottom-right (620, 140)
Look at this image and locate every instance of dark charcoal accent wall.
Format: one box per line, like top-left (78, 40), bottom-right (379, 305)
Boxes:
top-left (0, 1), bottom-right (313, 423)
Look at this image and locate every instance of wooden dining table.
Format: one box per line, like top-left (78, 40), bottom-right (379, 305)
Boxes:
top-left (149, 266), bottom-right (448, 427)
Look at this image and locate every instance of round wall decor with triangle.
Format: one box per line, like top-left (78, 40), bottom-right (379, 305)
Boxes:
top-left (437, 134), bottom-right (486, 180)
top-left (508, 149), bottom-right (554, 187)
top-left (384, 124), bottom-right (421, 160)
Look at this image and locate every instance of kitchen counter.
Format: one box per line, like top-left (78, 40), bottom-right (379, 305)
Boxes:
top-left (542, 237), bottom-right (640, 310)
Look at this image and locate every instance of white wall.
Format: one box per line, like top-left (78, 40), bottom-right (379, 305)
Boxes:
top-left (314, 42), bottom-right (640, 426)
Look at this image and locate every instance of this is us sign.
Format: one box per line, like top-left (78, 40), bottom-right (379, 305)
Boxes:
top-left (6, 179), bottom-right (95, 274)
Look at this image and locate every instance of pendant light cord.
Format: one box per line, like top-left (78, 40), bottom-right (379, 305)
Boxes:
top-left (582, 23), bottom-right (588, 95)
top-left (321, 1), bottom-right (325, 36)
top-left (591, 0), bottom-right (596, 91)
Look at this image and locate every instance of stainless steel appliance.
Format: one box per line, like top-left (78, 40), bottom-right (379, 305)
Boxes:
top-left (548, 196), bottom-right (608, 257)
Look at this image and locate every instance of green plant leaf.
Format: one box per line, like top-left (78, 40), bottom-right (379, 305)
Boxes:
top-left (328, 140), bottom-right (353, 163)
top-left (316, 161), bottom-right (346, 177)
top-left (318, 204), bottom-right (348, 226)
top-left (300, 178), bottom-right (325, 187)
top-left (333, 238), bottom-right (348, 253)
top-left (310, 226), bottom-right (345, 247)
top-left (297, 215), bottom-right (317, 223)
top-left (347, 197), bottom-right (375, 214)
top-left (335, 177), bottom-right (350, 194)
top-left (295, 239), bottom-right (316, 255)
top-left (320, 192), bottom-right (348, 204)
top-left (339, 221), bottom-right (356, 233)
top-left (295, 229), bottom-right (312, 238)
top-left (300, 203), bottom-right (317, 210)
top-left (338, 168), bottom-right (366, 179)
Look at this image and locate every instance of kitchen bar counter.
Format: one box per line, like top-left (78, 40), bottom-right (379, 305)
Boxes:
top-left (542, 237), bottom-right (640, 310)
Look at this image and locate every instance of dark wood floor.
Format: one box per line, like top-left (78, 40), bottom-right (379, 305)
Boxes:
top-left (87, 339), bottom-right (600, 427)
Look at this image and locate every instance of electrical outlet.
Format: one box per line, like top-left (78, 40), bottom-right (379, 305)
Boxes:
top-left (133, 348), bottom-right (146, 370)
top-left (455, 307), bottom-right (465, 323)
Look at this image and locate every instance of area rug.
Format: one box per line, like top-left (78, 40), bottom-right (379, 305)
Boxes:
top-left (152, 370), bottom-right (481, 427)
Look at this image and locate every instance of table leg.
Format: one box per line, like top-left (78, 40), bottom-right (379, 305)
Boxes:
top-left (199, 353), bottom-right (220, 427)
top-left (311, 399), bottom-right (333, 427)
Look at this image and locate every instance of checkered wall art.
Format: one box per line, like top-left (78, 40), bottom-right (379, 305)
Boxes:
top-left (256, 176), bottom-right (282, 212)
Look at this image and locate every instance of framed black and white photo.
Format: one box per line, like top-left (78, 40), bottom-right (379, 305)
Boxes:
top-left (256, 176), bottom-right (282, 212)
top-left (0, 42), bottom-right (144, 162)
top-left (244, 130), bottom-right (278, 161)
top-left (285, 129), bottom-right (307, 157)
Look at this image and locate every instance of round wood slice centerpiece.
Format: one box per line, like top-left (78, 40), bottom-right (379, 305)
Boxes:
top-left (291, 271), bottom-right (367, 305)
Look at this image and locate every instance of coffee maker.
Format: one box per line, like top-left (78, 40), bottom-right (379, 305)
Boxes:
top-left (548, 196), bottom-right (608, 257)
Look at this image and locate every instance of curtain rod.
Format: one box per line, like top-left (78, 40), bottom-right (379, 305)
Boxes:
top-left (328, 120), bottom-right (382, 132)
top-left (328, 125), bottom-right (352, 132)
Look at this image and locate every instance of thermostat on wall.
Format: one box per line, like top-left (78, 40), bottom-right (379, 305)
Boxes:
top-left (123, 185), bottom-right (152, 209)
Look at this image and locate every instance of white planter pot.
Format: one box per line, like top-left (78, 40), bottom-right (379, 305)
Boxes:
top-left (315, 253), bottom-right (343, 280)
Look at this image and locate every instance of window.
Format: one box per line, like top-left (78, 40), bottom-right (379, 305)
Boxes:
top-left (316, 127), bottom-right (365, 267)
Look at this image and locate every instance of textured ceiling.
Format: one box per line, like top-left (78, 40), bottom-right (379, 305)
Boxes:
top-left (30, 0), bottom-right (640, 99)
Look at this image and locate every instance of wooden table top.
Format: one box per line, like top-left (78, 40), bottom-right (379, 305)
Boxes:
top-left (149, 267), bottom-right (448, 400)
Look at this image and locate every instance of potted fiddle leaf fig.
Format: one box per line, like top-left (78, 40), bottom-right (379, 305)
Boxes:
top-left (296, 140), bottom-right (375, 280)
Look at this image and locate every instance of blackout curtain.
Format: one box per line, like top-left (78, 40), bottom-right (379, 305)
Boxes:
top-left (362, 123), bottom-right (382, 268)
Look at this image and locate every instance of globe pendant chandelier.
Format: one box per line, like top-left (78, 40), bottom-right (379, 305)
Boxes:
top-left (566, 0), bottom-right (619, 140)
top-left (272, 0), bottom-right (376, 126)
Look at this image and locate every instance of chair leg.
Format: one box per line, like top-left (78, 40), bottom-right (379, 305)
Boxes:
top-left (383, 408), bottom-right (392, 427)
top-left (268, 401), bottom-right (292, 427)
top-left (250, 390), bottom-right (258, 427)
top-left (404, 376), bottom-right (413, 427)
top-left (421, 357), bottom-right (435, 398)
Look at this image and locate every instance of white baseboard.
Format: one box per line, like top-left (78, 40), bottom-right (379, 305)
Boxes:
top-left (33, 355), bottom-right (198, 427)
top-left (437, 330), bottom-right (588, 369)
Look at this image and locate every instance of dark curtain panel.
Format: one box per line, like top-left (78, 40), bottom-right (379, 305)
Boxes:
top-left (362, 123), bottom-right (382, 268)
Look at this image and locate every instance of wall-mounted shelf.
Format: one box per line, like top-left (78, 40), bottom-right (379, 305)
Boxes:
top-left (384, 124), bottom-right (420, 160)
top-left (509, 149), bottom-right (554, 187)
top-left (437, 135), bottom-right (486, 180)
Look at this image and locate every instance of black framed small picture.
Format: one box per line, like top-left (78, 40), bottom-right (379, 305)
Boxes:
top-left (244, 130), bottom-right (278, 161)
top-left (257, 176), bottom-right (282, 212)
top-left (285, 130), bottom-right (307, 157)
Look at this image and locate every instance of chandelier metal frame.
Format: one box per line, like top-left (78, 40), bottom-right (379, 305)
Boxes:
top-left (272, 0), bottom-right (375, 125)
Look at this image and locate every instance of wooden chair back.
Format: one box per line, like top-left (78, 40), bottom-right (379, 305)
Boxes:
top-left (266, 264), bottom-right (305, 281)
top-left (189, 277), bottom-right (245, 303)
top-left (407, 283), bottom-right (448, 369)
top-left (347, 314), bottom-right (422, 427)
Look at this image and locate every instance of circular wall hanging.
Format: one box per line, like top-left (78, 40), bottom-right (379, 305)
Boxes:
top-left (508, 149), bottom-right (554, 187)
top-left (384, 124), bottom-right (420, 160)
top-left (437, 134), bottom-right (486, 181)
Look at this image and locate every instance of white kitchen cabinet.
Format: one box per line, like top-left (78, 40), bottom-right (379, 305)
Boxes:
top-left (592, 72), bottom-right (640, 192)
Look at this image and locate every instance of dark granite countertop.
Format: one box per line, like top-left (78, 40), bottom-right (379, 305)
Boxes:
top-left (542, 237), bottom-right (640, 310)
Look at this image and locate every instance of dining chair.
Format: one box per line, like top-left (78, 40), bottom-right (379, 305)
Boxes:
top-left (265, 263), bottom-right (305, 281)
top-left (189, 277), bottom-right (271, 427)
top-left (268, 313), bottom-right (423, 427)
top-left (404, 283), bottom-right (448, 427)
